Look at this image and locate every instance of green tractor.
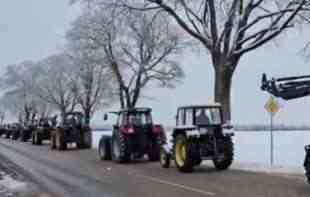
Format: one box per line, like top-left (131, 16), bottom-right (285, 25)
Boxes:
top-left (160, 104), bottom-right (234, 172)
top-left (50, 112), bottom-right (92, 150)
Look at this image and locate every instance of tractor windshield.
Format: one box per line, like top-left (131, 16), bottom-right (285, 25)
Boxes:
top-left (127, 112), bottom-right (152, 126)
top-left (195, 107), bottom-right (222, 125)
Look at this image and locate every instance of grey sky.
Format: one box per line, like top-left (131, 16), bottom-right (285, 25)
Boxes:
top-left (1, 1), bottom-right (310, 126)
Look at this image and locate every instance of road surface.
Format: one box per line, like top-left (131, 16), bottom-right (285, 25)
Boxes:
top-left (0, 138), bottom-right (309, 197)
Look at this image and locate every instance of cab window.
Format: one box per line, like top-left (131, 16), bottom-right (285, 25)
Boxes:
top-left (177, 109), bottom-right (184, 126)
top-left (185, 109), bottom-right (193, 125)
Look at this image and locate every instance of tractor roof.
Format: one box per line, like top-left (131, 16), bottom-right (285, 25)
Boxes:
top-left (110, 107), bottom-right (152, 114)
top-left (65, 112), bottom-right (83, 116)
top-left (178, 103), bottom-right (222, 110)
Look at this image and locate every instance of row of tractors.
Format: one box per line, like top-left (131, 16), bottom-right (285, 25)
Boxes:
top-left (0, 104), bottom-right (235, 174)
top-left (0, 112), bottom-right (92, 151)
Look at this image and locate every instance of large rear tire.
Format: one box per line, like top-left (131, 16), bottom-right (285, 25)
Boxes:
top-left (174, 134), bottom-right (195, 173)
top-left (111, 131), bottom-right (130, 163)
top-left (5, 131), bottom-right (11, 139)
top-left (148, 136), bottom-right (161, 161)
top-left (36, 132), bottom-right (43, 145)
top-left (56, 130), bottom-right (66, 150)
top-left (50, 131), bottom-right (56, 150)
top-left (99, 138), bottom-right (112, 160)
top-left (20, 131), bottom-right (28, 142)
top-left (81, 131), bottom-right (92, 149)
top-left (213, 136), bottom-right (234, 170)
top-left (12, 131), bottom-right (20, 140)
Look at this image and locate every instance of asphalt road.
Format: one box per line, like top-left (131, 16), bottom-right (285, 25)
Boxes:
top-left (0, 138), bottom-right (309, 197)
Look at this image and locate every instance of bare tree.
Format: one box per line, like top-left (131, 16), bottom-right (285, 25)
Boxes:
top-left (65, 36), bottom-right (115, 124)
top-left (97, 0), bottom-right (310, 121)
top-left (32, 54), bottom-right (77, 121)
top-left (0, 61), bottom-right (39, 122)
top-left (67, 4), bottom-right (185, 109)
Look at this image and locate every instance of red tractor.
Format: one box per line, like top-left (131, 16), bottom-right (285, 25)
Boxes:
top-left (98, 108), bottom-right (164, 163)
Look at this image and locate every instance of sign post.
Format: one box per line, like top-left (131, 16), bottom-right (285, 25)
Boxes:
top-left (264, 96), bottom-right (280, 166)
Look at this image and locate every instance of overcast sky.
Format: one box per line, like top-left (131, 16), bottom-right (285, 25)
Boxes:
top-left (1, 1), bottom-right (310, 126)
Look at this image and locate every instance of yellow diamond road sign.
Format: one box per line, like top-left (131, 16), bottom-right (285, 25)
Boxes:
top-left (265, 97), bottom-right (280, 115)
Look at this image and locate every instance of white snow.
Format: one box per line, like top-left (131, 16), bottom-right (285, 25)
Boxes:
top-left (0, 174), bottom-right (27, 192)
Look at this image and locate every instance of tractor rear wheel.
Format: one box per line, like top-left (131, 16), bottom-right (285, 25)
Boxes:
top-left (35, 132), bottom-right (43, 145)
top-left (81, 131), bottom-right (92, 149)
top-left (20, 131), bottom-right (28, 142)
top-left (213, 136), bottom-right (234, 170)
top-left (99, 139), bottom-right (112, 160)
top-left (12, 131), bottom-right (19, 140)
top-left (148, 136), bottom-right (161, 161)
top-left (5, 131), bottom-right (10, 139)
top-left (32, 133), bottom-right (36, 145)
top-left (50, 131), bottom-right (56, 150)
top-left (111, 131), bottom-right (130, 163)
top-left (174, 134), bottom-right (195, 173)
top-left (55, 130), bottom-right (66, 150)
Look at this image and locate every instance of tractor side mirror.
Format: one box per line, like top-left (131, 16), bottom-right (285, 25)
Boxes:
top-left (104, 113), bottom-right (108, 121)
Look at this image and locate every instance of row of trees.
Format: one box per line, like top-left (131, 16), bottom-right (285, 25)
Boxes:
top-left (0, 2), bottom-right (185, 124)
top-left (2, 0), bottom-right (310, 124)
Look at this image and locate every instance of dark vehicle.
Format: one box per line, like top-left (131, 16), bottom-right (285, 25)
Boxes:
top-left (98, 108), bottom-right (164, 163)
top-left (0, 125), bottom-right (6, 137)
top-left (20, 120), bottom-right (38, 142)
top-left (160, 104), bottom-right (234, 172)
top-left (5, 124), bottom-right (17, 139)
top-left (50, 112), bottom-right (92, 150)
top-left (32, 116), bottom-right (57, 145)
top-left (11, 123), bottom-right (23, 140)
top-left (262, 73), bottom-right (310, 183)
top-left (305, 145), bottom-right (310, 183)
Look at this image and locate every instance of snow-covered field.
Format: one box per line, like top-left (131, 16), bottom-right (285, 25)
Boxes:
top-left (92, 130), bottom-right (310, 169)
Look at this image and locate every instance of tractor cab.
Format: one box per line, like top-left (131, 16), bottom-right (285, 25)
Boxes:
top-left (160, 104), bottom-right (234, 172)
top-left (176, 105), bottom-right (223, 127)
top-left (63, 112), bottom-right (87, 128)
top-left (111, 108), bottom-right (154, 134)
top-left (99, 107), bottom-right (164, 163)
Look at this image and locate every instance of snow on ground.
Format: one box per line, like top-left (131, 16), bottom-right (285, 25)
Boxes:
top-left (0, 159), bottom-right (49, 197)
top-left (0, 170), bottom-right (28, 197)
top-left (0, 173), bottom-right (27, 191)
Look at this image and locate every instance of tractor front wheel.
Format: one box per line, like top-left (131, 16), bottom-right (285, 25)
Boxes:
top-left (174, 134), bottom-right (195, 173)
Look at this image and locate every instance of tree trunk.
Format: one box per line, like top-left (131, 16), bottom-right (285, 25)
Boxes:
top-left (84, 108), bottom-right (91, 126)
top-left (214, 67), bottom-right (234, 123)
top-left (60, 108), bottom-right (66, 123)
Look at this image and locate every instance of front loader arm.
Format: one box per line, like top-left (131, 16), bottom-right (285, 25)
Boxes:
top-left (261, 73), bottom-right (310, 100)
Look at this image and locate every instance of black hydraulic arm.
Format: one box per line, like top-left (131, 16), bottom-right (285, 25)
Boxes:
top-left (261, 73), bottom-right (310, 100)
